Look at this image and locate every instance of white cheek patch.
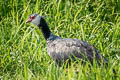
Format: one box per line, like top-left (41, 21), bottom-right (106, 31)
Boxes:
top-left (31, 15), bottom-right (41, 26)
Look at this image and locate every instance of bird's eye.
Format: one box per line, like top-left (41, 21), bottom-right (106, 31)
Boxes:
top-left (30, 16), bottom-right (35, 19)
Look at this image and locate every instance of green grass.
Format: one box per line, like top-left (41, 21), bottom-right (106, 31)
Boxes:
top-left (0, 0), bottom-right (120, 80)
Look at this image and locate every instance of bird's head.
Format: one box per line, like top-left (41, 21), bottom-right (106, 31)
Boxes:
top-left (26, 14), bottom-right (42, 26)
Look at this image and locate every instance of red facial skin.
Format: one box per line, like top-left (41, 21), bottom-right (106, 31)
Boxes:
top-left (26, 16), bottom-right (35, 23)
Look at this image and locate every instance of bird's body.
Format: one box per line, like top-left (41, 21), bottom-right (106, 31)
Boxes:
top-left (47, 36), bottom-right (107, 65)
top-left (26, 14), bottom-right (107, 66)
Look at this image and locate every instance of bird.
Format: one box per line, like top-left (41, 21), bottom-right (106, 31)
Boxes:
top-left (26, 13), bottom-right (108, 66)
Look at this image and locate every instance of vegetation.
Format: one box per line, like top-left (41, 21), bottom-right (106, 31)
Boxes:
top-left (0, 0), bottom-right (120, 80)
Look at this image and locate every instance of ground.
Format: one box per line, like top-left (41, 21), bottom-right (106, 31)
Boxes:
top-left (0, 0), bottom-right (120, 80)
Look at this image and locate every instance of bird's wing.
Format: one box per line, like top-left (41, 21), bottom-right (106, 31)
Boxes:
top-left (47, 38), bottom-right (107, 64)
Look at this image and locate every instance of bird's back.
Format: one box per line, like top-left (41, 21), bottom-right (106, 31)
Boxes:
top-left (47, 38), bottom-right (107, 65)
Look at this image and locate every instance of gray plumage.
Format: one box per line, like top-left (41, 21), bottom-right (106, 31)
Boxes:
top-left (26, 14), bottom-right (108, 66)
top-left (47, 36), bottom-right (107, 65)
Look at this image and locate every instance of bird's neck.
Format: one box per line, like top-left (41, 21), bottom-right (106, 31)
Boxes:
top-left (38, 18), bottom-right (53, 40)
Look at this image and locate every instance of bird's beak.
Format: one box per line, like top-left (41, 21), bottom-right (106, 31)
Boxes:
top-left (26, 18), bottom-right (32, 23)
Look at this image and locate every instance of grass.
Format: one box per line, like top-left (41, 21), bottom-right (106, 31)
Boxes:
top-left (0, 0), bottom-right (120, 80)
